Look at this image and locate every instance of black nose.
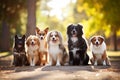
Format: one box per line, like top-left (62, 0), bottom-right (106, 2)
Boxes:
top-left (52, 37), bottom-right (55, 40)
top-left (73, 30), bottom-right (75, 33)
top-left (41, 37), bottom-right (43, 40)
top-left (31, 42), bottom-right (34, 45)
top-left (96, 42), bottom-right (99, 45)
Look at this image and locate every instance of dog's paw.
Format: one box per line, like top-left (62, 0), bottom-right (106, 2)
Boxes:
top-left (56, 63), bottom-right (61, 66)
top-left (94, 61), bottom-right (97, 66)
top-left (103, 61), bottom-right (106, 66)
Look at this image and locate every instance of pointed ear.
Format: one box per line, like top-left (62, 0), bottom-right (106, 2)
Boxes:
top-left (15, 35), bottom-right (18, 39)
top-left (44, 27), bottom-right (49, 34)
top-left (36, 27), bottom-right (40, 34)
top-left (22, 35), bottom-right (26, 40)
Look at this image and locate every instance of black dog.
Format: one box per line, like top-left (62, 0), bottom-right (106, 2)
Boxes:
top-left (67, 24), bottom-right (89, 65)
top-left (13, 35), bottom-right (28, 66)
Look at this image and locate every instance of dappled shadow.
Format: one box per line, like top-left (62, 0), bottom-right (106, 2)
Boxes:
top-left (41, 65), bottom-right (111, 73)
top-left (0, 52), bottom-right (12, 58)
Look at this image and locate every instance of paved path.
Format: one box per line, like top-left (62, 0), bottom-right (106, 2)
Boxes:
top-left (0, 54), bottom-right (120, 80)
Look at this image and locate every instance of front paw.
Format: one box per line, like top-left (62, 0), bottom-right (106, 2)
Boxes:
top-left (103, 61), bottom-right (106, 66)
top-left (56, 62), bottom-right (61, 66)
top-left (94, 61), bottom-right (97, 66)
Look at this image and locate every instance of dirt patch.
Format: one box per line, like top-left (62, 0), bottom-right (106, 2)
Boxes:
top-left (0, 54), bottom-right (120, 80)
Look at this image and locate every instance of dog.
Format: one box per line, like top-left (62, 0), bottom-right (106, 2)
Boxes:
top-left (13, 35), bottom-right (28, 66)
top-left (90, 36), bottom-right (111, 66)
top-left (25, 35), bottom-right (40, 66)
top-left (67, 24), bottom-right (89, 65)
top-left (47, 31), bottom-right (68, 66)
top-left (36, 27), bottom-right (49, 65)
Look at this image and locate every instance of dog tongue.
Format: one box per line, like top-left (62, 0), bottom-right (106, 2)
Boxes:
top-left (18, 45), bottom-right (22, 48)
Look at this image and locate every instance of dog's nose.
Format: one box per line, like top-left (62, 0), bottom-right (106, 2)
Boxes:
top-left (52, 37), bottom-right (55, 40)
top-left (31, 42), bottom-right (34, 45)
top-left (40, 37), bottom-right (43, 40)
top-left (96, 42), bottom-right (99, 45)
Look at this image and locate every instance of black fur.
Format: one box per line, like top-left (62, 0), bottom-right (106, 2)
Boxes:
top-left (67, 24), bottom-right (89, 65)
top-left (13, 35), bottom-right (28, 66)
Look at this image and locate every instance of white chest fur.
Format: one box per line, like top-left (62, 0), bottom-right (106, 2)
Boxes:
top-left (90, 42), bottom-right (106, 54)
top-left (49, 45), bottom-right (62, 59)
top-left (71, 37), bottom-right (78, 43)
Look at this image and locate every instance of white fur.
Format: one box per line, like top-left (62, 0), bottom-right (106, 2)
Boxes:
top-left (71, 37), bottom-right (78, 43)
top-left (71, 48), bottom-right (79, 58)
top-left (90, 41), bottom-right (106, 55)
top-left (48, 41), bottom-right (62, 66)
top-left (90, 38), bottom-right (107, 66)
top-left (47, 31), bottom-right (63, 66)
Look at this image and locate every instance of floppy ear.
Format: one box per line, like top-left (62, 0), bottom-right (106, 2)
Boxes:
top-left (57, 31), bottom-right (63, 44)
top-left (44, 27), bottom-right (49, 34)
top-left (36, 27), bottom-right (40, 34)
top-left (99, 36), bottom-right (105, 41)
top-left (77, 24), bottom-right (83, 35)
top-left (90, 36), bottom-right (94, 41)
top-left (26, 36), bottom-right (30, 46)
top-left (67, 24), bottom-right (73, 35)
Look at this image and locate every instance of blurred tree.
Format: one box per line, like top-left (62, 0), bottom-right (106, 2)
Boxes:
top-left (26, 0), bottom-right (36, 37)
top-left (0, 0), bottom-right (26, 51)
top-left (76, 0), bottom-right (120, 51)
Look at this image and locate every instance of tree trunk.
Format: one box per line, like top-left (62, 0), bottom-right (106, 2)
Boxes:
top-left (113, 30), bottom-right (117, 51)
top-left (26, 0), bottom-right (36, 37)
top-left (0, 21), bottom-right (10, 51)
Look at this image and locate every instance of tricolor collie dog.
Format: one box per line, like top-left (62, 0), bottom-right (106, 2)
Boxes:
top-left (67, 24), bottom-right (89, 65)
top-left (36, 27), bottom-right (49, 65)
top-left (47, 31), bottom-right (68, 66)
top-left (13, 35), bottom-right (28, 66)
top-left (90, 36), bottom-right (111, 66)
top-left (26, 35), bottom-right (40, 66)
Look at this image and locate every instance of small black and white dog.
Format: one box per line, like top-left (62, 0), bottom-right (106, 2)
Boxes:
top-left (13, 35), bottom-right (28, 66)
top-left (67, 24), bottom-right (89, 65)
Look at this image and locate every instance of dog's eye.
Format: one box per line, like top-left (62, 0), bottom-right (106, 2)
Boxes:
top-left (40, 34), bottom-right (45, 36)
top-left (55, 35), bottom-right (58, 37)
top-left (50, 35), bottom-right (53, 37)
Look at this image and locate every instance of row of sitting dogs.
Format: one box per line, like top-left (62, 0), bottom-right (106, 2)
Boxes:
top-left (12, 24), bottom-right (111, 66)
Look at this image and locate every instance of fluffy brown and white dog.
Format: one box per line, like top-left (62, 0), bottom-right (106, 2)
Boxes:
top-left (47, 31), bottom-right (68, 66)
top-left (26, 35), bottom-right (40, 66)
top-left (90, 36), bottom-right (111, 66)
top-left (36, 27), bottom-right (49, 65)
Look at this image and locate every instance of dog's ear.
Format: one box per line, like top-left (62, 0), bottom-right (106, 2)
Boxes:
top-left (77, 24), bottom-right (83, 29)
top-left (57, 31), bottom-right (63, 44)
top-left (15, 35), bottom-right (18, 40)
top-left (44, 27), bottom-right (49, 34)
top-left (99, 36), bottom-right (105, 41)
top-left (26, 37), bottom-right (30, 46)
top-left (36, 27), bottom-right (40, 34)
top-left (77, 24), bottom-right (83, 35)
top-left (67, 24), bottom-right (73, 35)
top-left (89, 36), bottom-right (94, 42)
top-left (22, 35), bottom-right (26, 40)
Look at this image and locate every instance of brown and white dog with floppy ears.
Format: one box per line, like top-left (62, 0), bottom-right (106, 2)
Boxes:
top-left (47, 31), bottom-right (69, 66)
top-left (25, 35), bottom-right (40, 66)
top-left (90, 35), bottom-right (111, 66)
top-left (36, 27), bottom-right (49, 65)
